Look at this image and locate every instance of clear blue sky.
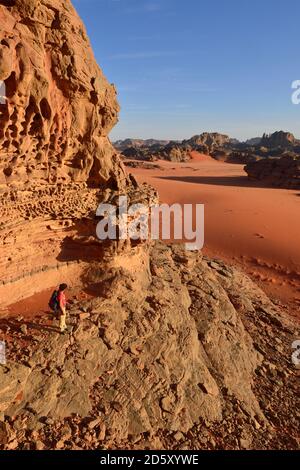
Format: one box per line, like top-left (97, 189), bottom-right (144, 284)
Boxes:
top-left (72, 0), bottom-right (300, 141)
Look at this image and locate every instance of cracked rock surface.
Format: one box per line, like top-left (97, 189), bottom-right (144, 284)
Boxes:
top-left (0, 243), bottom-right (299, 450)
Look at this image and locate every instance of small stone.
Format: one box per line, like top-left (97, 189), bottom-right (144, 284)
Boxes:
top-left (0, 422), bottom-right (8, 445)
top-left (253, 419), bottom-right (261, 430)
top-left (129, 343), bottom-right (142, 355)
top-left (130, 434), bottom-right (142, 445)
top-left (112, 402), bottom-right (122, 412)
top-left (45, 417), bottom-right (54, 426)
top-left (7, 439), bottom-right (19, 450)
top-left (31, 430), bottom-right (39, 439)
top-left (35, 440), bottom-right (44, 450)
top-left (208, 261), bottom-right (220, 270)
top-left (60, 425), bottom-right (72, 440)
top-left (266, 362), bottom-right (276, 372)
top-left (173, 431), bottom-right (184, 442)
top-left (88, 418), bottom-right (101, 430)
top-left (239, 438), bottom-right (251, 449)
top-left (79, 312), bottom-right (90, 321)
top-left (179, 443), bottom-right (190, 450)
top-left (198, 381), bottom-right (219, 397)
top-left (55, 439), bottom-right (65, 449)
top-left (20, 324), bottom-right (28, 335)
top-left (160, 395), bottom-right (174, 412)
top-left (97, 423), bottom-right (106, 441)
top-left (209, 438), bottom-right (216, 447)
top-left (83, 433), bottom-right (93, 443)
top-left (135, 359), bottom-right (144, 370)
top-left (61, 370), bottom-right (71, 379)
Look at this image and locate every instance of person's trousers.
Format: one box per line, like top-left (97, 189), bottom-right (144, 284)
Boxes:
top-left (59, 313), bottom-right (67, 332)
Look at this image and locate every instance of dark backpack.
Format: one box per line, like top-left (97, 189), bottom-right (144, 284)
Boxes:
top-left (49, 290), bottom-right (59, 311)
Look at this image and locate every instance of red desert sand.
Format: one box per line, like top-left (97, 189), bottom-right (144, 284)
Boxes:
top-left (129, 151), bottom-right (300, 317)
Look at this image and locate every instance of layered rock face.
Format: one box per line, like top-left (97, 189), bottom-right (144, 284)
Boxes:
top-left (0, 0), bottom-right (124, 187)
top-left (114, 139), bottom-right (171, 151)
top-left (183, 133), bottom-right (231, 154)
top-left (118, 141), bottom-right (191, 162)
top-left (0, 244), bottom-right (298, 449)
top-left (260, 131), bottom-right (297, 149)
top-left (0, 0), bottom-right (132, 305)
top-left (157, 143), bottom-right (191, 162)
top-left (245, 155), bottom-right (300, 188)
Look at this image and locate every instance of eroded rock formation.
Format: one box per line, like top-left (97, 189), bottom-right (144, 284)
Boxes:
top-left (245, 155), bottom-right (300, 188)
top-left (183, 133), bottom-right (232, 155)
top-left (118, 142), bottom-right (191, 163)
top-left (260, 131), bottom-right (298, 149)
top-left (114, 139), bottom-right (171, 151)
top-left (0, 0), bottom-right (144, 305)
top-left (0, 244), bottom-right (298, 449)
top-left (0, 0), bottom-right (125, 187)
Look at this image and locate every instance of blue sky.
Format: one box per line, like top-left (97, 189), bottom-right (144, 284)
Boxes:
top-left (73, 0), bottom-right (300, 141)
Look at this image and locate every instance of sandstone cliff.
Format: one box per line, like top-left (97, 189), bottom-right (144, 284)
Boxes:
top-left (0, 0), bottom-right (125, 187)
top-left (0, 0), bottom-right (146, 305)
top-left (260, 131), bottom-right (298, 149)
top-left (118, 142), bottom-right (191, 163)
top-left (183, 133), bottom-right (232, 154)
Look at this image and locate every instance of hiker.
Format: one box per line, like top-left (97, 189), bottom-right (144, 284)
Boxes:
top-left (49, 283), bottom-right (68, 334)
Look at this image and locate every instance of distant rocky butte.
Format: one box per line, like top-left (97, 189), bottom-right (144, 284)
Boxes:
top-left (117, 141), bottom-right (191, 163)
top-left (0, 0), bottom-right (299, 451)
top-left (183, 132), bottom-right (232, 151)
top-left (245, 154), bottom-right (300, 188)
top-left (117, 131), bottom-right (300, 166)
top-left (245, 137), bottom-right (262, 146)
top-left (114, 139), bottom-right (171, 151)
top-left (260, 131), bottom-right (298, 149)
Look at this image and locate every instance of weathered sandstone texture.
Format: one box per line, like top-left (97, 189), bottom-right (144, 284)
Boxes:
top-left (0, 0), bottom-right (149, 305)
top-left (118, 142), bottom-right (192, 163)
top-left (245, 155), bottom-right (300, 188)
top-left (0, 0), bottom-right (125, 187)
top-left (260, 131), bottom-right (298, 149)
top-left (183, 133), bottom-right (232, 155)
top-left (0, 244), bottom-right (299, 450)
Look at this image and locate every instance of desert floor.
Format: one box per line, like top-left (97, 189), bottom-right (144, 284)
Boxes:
top-left (129, 152), bottom-right (300, 319)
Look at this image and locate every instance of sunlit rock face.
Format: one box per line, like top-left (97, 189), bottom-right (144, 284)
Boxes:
top-left (0, 0), bottom-right (130, 304)
top-left (0, 0), bottom-right (125, 187)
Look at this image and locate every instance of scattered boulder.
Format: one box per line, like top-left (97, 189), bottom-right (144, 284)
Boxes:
top-left (245, 155), bottom-right (300, 188)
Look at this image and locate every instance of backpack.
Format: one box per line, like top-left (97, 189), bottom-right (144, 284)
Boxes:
top-left (49, 290), bottom-right (59, 311)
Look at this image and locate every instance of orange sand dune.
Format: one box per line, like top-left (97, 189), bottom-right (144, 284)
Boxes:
top-left (189, 150), bottom-right (215, 162)
top-left (130, 153), bottom-right (300, 316)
